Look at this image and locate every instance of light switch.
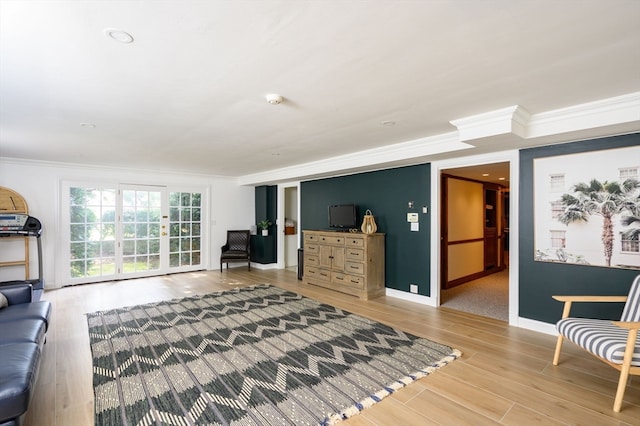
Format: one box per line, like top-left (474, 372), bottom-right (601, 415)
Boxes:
top-left (422, 206), bottom-right (428, 214)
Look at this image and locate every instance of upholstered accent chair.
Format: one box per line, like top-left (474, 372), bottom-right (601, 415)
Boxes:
top-left (552, 274), bottom-right (640, 412)
top-left (220, 230), bottom-right (251, 272)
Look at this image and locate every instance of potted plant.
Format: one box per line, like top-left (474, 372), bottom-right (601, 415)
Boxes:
top-left (257, 219), bottom-right (272, 236)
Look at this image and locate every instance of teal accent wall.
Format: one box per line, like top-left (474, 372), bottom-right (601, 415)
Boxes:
top-left (251, 185), bottom-right (277, 264)
top-left (519, 133), bottom-right (640, 323)
top-left (300, 164), bottom-right (431, 295)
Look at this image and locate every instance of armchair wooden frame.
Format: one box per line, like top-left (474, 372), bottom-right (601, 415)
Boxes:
top-left (552, 294), bottom-right (639, 412)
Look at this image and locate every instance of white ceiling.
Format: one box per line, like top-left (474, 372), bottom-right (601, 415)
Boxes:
top-left (1, 1), bottom-right (639, 183)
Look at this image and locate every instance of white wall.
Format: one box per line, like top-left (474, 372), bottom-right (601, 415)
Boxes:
top-left (0, 158), bottom-right (254, 289)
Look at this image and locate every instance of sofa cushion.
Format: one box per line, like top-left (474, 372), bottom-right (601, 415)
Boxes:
top-left (0, 343), bottom-right (41, 423)
top-left (0, 320), bottom-right (46, 346)
top-left (0, 302), bottom-right (51, 330)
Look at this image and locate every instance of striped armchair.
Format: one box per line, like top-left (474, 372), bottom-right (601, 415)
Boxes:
top-left (552, 274), bottom-right (640, 412)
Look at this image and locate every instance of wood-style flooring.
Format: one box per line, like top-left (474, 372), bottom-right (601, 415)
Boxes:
top-left (24, 268), bottom-right (640, 425)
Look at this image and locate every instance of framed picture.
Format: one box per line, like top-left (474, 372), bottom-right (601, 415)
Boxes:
top-left (533, 145), bottom-right (640, 269)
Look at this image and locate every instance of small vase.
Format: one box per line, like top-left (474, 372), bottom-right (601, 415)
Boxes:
top-left (261, 229), bottom-right (268, 236)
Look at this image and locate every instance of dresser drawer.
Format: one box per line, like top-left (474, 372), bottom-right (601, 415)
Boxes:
top-left (346, 237), bottom-right (364, 248)
top-left (304, 254), bottom-right (319, 267)
top-left (305, 266), bottom-right (330, 282)
top-left (332, 272), bottom-right (364, 289)
top-left (345, 261), bottom-right (364, 275)
top-left (305, 243), bottom-right (319, 255)
top-left (345, 248), bottom-right (364, 261)
top-left (317, 235), bottom-right (345, 245)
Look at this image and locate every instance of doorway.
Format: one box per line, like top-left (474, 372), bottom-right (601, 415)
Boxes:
top-left (62, 182), bottom-right (206, 286)
top-left (276, 182), bottom-right (300, 271)
top-left (439, 162), bottom-right (510, 321)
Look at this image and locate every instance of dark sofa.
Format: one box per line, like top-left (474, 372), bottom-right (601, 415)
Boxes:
top-left (0, 283), bottom-right (51, 426)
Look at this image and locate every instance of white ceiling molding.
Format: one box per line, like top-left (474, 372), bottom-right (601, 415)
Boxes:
top-left (526, 91), bottom-right (640, 138)
top-left (238, 132), bottom-right (472, 186)
top-left (240, 92), bottom-right (639, 186)
top-left (450, 105), bottom-right (531, 142)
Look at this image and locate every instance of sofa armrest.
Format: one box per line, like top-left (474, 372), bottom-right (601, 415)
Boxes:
top-left (0, 283), bottom-right (33, 305)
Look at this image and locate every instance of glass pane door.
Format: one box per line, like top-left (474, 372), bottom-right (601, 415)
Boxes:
top-left (64, 182), bottom-right (206, 286)
top-left (69, 186), bottom-right (117, 280)
top-left (168, 191), bottom-right (202, 271)
top-left (120, 187), bottom-right (163, 276)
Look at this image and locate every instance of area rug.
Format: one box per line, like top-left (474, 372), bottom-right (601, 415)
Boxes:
top-left (87, 284), bottom-right (461, 425)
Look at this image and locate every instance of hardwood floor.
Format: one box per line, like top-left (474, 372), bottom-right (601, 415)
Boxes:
top-left (25, 268), bottom-right (639, 425)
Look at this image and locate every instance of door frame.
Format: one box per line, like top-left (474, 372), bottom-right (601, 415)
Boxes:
top-left (58, 180), bottom-right (209, 286)
top-left (276, 181), bottom-right (301, 270)
top-left (430, 150), bottom-right (520, 325)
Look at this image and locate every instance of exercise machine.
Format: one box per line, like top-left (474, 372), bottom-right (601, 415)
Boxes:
top-left (0, 213), bottom-right (44, 299)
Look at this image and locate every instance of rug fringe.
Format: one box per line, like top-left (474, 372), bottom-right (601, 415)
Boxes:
top-left (322, 348), bottom-right (462, 425)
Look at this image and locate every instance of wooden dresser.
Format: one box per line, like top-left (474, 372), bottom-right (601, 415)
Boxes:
top-left (303, 230), bottom-right (385, 300)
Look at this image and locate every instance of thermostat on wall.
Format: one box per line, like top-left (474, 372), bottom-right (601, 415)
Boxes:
top-left (407, 213), bottom-right (419, 222)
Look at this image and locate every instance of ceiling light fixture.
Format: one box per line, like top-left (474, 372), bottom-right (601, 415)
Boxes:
top-left (381, 120), bottom-right (396, 126)
top-left (80, 123), bottom-right (96, 128)
top-left (265, 94), bottom-right (283, 105)
top-left (104, 28), bottom-right (134, 44)
top-left (482, 173), bottom-right (490, 176)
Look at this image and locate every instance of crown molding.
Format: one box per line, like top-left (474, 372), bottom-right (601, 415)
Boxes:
top-left (449, 105), bottom-right (531, 141)
top-left (238, 132), bottom-right (473, 186)
top-left (527, 91), bottom-right (640, 138)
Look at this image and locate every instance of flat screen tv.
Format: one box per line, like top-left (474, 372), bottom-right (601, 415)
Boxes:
top-left (328, 204), bottom-right (357, 230)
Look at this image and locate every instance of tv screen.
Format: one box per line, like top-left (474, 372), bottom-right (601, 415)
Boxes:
top-left (328, 204), bottom-right (357, 229)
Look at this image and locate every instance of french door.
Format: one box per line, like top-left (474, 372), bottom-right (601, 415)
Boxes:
top-left (63, 182), bottom-right (205, 285)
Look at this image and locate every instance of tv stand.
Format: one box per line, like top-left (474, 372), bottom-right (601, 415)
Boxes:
top-left (302, 230), bottom-right (385, 300)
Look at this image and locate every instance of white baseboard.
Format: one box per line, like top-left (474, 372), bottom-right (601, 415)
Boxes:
top-left (386, 288), bottom-right (558, 335)
top-left (251, 262), bottom-right (279, 270)
top-left (385, 288), bottom-right (437, 307)
top-left (515, 317), bottom-right (557, 335)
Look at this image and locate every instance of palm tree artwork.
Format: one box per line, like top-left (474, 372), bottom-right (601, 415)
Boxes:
top-left (558, 178), bottom-right (640, 267)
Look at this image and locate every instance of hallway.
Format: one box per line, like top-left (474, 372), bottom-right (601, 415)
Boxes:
top-left (441, 269), bottom-right (509, 321)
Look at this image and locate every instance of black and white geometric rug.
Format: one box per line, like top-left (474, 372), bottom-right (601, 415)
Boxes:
top-left (87, 284), bottom-right (460, 425)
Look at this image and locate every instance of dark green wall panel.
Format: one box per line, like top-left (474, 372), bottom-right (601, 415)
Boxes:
top-left (252, 185), bottom-right (277, 264)
top-left (519, 133), bottom-right (640, 323)
top-left (301, 164), bottom-right (431, 295)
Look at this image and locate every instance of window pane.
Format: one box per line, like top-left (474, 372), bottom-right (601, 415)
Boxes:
top-left (148, 239), bottom-right (160, 254)
top-left (102, 241), bottom-right (115, 256)
top-left (123, 224), bottom-right (136, 238)
top-left (170, 207), bottom-right (179, 221)
top-left (170, 253), bottom-right (180, 267)
top-left (170, 237), bottom-right (179, 253)
top-left (191, 193), bottom-right (201, 207)
top-left (136, 240), bottom-right (148, 255)
top-left (70, 206), bottom-right (85, 223)
top-left (136, 223), bottom-right (148, 238)
top-left (70, 242), bottom-right (84, 259)
top-left (70, 224), bottom-right (86, 242)
top-left (123, 240), bottom-right (135, 256)
top-left (149, 255), bottom-right (160, 269)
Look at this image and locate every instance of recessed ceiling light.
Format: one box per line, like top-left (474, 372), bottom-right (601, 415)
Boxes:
top-left (482, 173), bottom-right (490, 177)
top-left (104, 28), bottom-right (134, 44)
top-left (498, 177), bottom-right (506, 181)
top-left (381, 120), bottom-right (396, 126)
top-left (80, 123), bottom-right (96, 128)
